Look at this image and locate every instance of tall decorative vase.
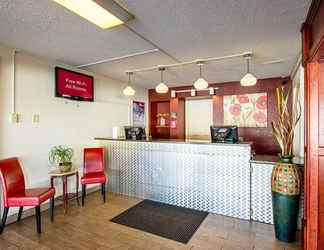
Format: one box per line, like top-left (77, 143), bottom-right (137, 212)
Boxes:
top-left (271, 161), bottom-right (301, 242)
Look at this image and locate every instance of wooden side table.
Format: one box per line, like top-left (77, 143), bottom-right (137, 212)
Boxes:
top-left (49, 168), bottom-right (80, 213)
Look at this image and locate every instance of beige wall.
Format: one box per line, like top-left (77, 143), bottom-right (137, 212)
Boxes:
top-left (292, 64), bottom-right (305, 158)
top-left (0, 45), bottom-right (148, 215)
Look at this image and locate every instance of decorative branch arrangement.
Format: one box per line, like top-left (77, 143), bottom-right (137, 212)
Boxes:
top-left (271, 83), bottom-right (301, 157)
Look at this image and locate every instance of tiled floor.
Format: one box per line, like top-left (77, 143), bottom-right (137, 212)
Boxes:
top-left (0, 191), bottom-right (301, 250)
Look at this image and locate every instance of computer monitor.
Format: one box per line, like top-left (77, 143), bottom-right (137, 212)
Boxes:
top-left (124, 126), bottom-right (146, 140)
top-left (210, 126), bottom-right (238, 143)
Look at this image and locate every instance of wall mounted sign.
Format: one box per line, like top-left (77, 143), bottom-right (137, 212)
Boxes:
top-left (170, 112), bottom-right (177, 128)
top-left (132, 101), bottom-right (145, 126)
top-left (55, 67), bottom-right (94, 102)
top-left (223, 93), bottom-right (267, 127)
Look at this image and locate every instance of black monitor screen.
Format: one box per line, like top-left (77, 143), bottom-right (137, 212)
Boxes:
top-left (124, 126), bottom-right (146, 140)
top-left (210, 126), bottom-right (238, 143)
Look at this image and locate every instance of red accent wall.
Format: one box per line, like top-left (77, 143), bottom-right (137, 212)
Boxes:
top-left (211, 77), bottom-right (290, 155)
top-left (149, 77), bottom-right (291, 155)
top-left (170, 98), bottom-right (185, 139)
top-left (150, 101), bottom-right (170, 139)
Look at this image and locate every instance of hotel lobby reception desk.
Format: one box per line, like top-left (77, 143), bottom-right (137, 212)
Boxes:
top-left (95, 138), bottom-right (303, 225)
top-left (96, 138), bottom-right (252, 220)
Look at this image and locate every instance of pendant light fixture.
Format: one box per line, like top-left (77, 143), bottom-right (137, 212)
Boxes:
top-left (123, 72), bottom-right (135, 96)
top-left (194, 61), bottom-right (209, 90)
top-left (240, 53), bottom-right (257, 86)
top-left (155, 67), bottom-right (169, 94)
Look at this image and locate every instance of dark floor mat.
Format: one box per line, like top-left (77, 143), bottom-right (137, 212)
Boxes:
top-left (110, 199), bottom-right (208, 243)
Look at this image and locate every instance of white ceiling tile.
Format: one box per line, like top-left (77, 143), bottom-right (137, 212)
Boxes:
top-left (0, 0), bottom-right (311, 88)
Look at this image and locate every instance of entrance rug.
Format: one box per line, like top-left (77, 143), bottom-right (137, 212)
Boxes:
top-left (110, 199), bottom-right (208, 243)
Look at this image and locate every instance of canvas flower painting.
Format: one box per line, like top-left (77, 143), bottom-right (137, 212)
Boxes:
top-left (223, 93), bottom-right (267, 127)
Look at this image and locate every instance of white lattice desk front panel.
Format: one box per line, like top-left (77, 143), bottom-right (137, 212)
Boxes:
top-left (100, 140), bottom-right (252, 220)
top-left (251, 162), bottom-right (304, 228)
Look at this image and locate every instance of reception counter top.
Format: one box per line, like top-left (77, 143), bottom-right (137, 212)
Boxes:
top-left (94, 137), bottom-right (252, 147)
top-left (250, 154), bottom-right (304, 166)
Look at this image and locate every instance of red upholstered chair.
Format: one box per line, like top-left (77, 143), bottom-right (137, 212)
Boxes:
top-left (0, 157), bottom-right (55, 234)
top-left (81, 148), bottom-right (107, 206)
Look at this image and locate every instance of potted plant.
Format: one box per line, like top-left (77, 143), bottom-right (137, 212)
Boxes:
top-left (49, 145), bottom-right (74, 172)
top-left (271, 84), bottom-right (302, 242)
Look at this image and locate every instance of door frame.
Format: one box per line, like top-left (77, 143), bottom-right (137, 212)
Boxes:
top-left (301, 1), bottom-right (324, 249)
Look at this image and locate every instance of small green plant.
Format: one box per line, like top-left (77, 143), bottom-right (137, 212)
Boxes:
top-left (49, 145), bottom-right (73, 165)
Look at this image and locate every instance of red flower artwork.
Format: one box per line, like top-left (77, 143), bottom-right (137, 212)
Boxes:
top-left (253, 111), bottom-right (267, 124)
top-left (256, 95), bottom-right (267, 109)
top-left (229, 104), bottom-right (241, 117)
top-left (237, 95), bottom-right (249, 104)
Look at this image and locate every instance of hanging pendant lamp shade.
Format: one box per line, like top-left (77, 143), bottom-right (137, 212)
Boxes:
top-left (155, 83), bottom-right (169, 93)
top-left (194, 62), bottom-right (208, 90)
top-left (240, 54), bottom-right (257, 86)
top-left (123, 72), bottom-right (135, 96)
top-left (240, 73), bottom-right (257, 86)
top-left (155, 67), bottom-right (169, 94)
top-left (123, 86), bottom-right (135, 96)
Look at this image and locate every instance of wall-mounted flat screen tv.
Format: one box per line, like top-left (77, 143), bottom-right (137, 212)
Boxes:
top-left (55, 67), bottom-right (94, 102)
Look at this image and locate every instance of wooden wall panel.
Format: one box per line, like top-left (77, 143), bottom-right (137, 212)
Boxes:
top-left (310, 2), bottom-right (324, 57)
top-left (150, 101), bottom-right (170, 139)
top-left (302, 2), bottom-right (324, 249)
top-left (305, 61), bottom-right (320, 250)
top-left (149, 101), bottom-right (157, 138)
top-left (170, 98), bottom-right (185, 139)
top-left (318, 155), bottom-right (324, 247)
top-left (319, 213), bottom-right (324, 248)
top-left (318, 62), bottom-right (324, 248)
top-left (212, 95), bottom-right (223, 125)
top-left (319, 156), bottom-right (324, 214)
top-left (210, 78), bottom-right (287, 155)
top-left (318, 63), bottom-right (324, 147)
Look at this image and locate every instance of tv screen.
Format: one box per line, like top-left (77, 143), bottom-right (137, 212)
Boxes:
top-left (55, 67), bottom-right (94, 101)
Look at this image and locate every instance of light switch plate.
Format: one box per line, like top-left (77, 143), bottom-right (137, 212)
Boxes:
top-left (32, 114), bottom-right (40, 123)
top-left (10, 113), bottom-right (19, 123)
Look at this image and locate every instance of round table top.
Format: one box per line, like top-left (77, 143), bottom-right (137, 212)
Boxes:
top-left (49, 167), bottom-right (78, 177)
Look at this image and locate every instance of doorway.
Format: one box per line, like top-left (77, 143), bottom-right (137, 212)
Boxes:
top-left (185, 98), bottom-right (213, 140)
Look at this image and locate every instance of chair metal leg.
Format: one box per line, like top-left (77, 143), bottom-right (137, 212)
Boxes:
top-left (0, 207), bottom-right (9, 234)
top-left (50, 197), bottom-right (54, 222)
top-left (82, 184), bottom-right (86, 206)
top-left (102, 183), bottom-right (106, 203)
top-left (35, 206), bottom-right (41, 234)
top-left (62, 176), bottom-right (68, 214)
top-left (17, 206), bottom-right (23, 222)
top-left (76, 172), bottom-right (80, 206)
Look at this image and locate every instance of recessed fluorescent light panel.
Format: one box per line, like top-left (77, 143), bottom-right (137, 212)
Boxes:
top-left (53, 0), bottom-right (134, 29)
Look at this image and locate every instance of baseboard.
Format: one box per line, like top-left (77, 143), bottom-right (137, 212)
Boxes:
top-left (5, 185), bottom-right (100, 225)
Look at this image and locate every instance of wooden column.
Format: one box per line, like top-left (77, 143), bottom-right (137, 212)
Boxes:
top-left (302, 1), bottom-right (324, 249)
top-left (170, 98), bottom-right (185, 139)
top-left (305, 61), bottom-right (320, 250)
